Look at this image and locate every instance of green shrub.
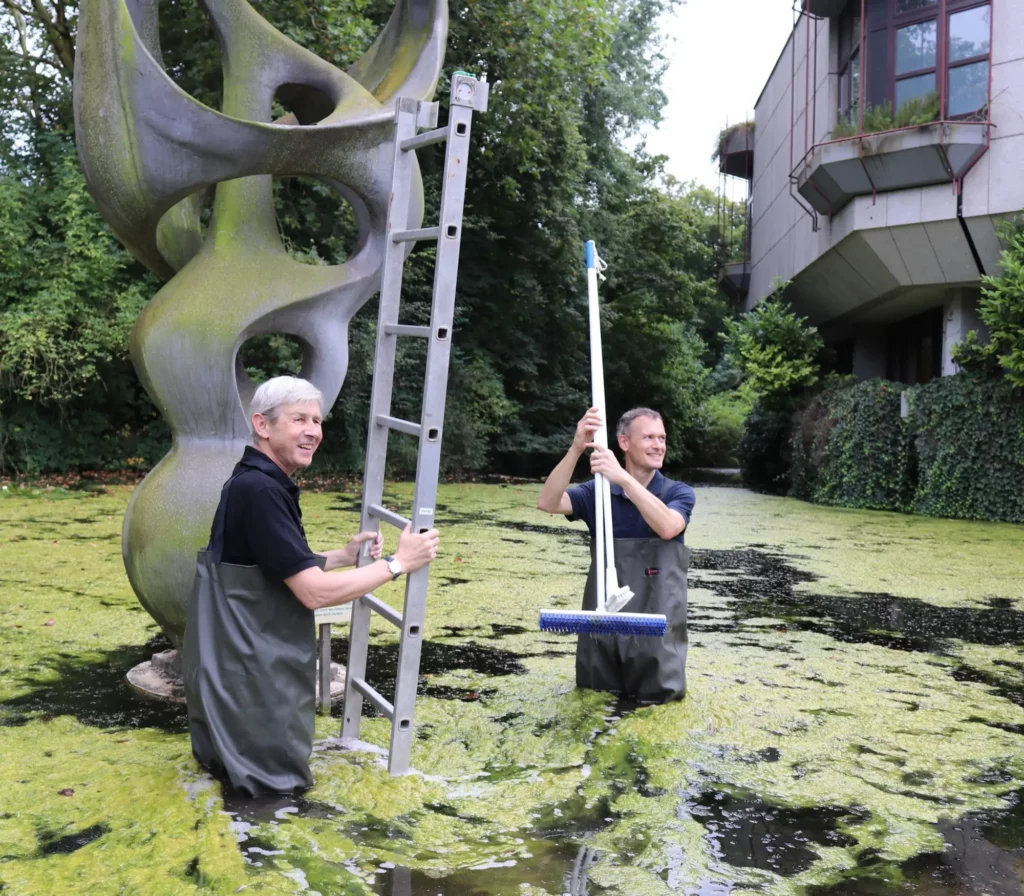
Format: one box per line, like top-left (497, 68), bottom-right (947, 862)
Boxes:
top-left (692, 391), bottom-right (751, 468)
top-left (738, 401), bottom-right (793, 495)
top-left (794, 380), bottom-right (914, 512)
top-left (725, 288), bottom-right (827, 410)
top-left (788, 389), bottom-right (837, 501)
top-left (894, 92), bottom-right (940, 127)
top-left (827, 93), bottom-right (939, 141)
top-left (786, 375), bottom-right (1023, 522)
top-left (908, 375), bottom-right (1024, 522)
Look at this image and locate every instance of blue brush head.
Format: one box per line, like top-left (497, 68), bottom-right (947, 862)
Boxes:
top-left (539, 610), bottom-right (667, 638)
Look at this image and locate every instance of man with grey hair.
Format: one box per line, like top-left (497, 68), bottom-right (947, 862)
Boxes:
top-left (537, 406), bottom-right (695, 703)
top-left (184, 375), bottom-right (439, 796)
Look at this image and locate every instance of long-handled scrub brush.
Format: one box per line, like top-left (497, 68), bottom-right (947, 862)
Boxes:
top-left (540, 242), bottom-right (668, 638)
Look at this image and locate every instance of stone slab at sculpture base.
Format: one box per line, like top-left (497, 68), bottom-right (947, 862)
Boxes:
top-left (126, 649), bottom-right (347, 704)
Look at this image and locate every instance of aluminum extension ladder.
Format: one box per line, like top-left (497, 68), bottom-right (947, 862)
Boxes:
top-left (314, 71), bottom-right (488, 776)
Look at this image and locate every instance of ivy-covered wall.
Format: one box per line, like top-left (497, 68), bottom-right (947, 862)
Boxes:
top-left (786, 375), bottom-right (1024, 523)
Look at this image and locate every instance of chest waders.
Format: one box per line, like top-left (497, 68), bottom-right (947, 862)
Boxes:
top-left (576, 537), bottom-right (690, 704)
top-left (183, 473), bottom-right (324, 796)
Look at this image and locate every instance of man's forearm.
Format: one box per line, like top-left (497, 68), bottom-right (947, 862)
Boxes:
top-left (288, 560), bottom-right (394, 610)
top-left (321, 548), bottom-right (351, 572)
top-left (537, 446), bottom-right (582, 513)
top-left (621, 477), bottom-right (686, 540)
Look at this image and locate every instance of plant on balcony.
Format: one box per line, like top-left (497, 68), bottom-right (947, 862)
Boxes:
top-left (712, 120), bottom-right (755, 162)
top-left (828, 93), bottom-right (940, 141)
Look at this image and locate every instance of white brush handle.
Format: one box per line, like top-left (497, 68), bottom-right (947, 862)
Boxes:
top-left (586, 241), bottom-right (613, 611)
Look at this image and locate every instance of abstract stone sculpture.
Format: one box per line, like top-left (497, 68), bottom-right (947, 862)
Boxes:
top-left (73, 0), bottom-right (447, 652)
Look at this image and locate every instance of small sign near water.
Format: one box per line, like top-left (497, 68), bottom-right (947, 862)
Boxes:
top-left (314, 604), bottom-right (352, 626)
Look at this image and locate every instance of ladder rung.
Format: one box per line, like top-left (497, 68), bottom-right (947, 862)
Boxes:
top-left (376, 414), bottom-right (421, 437)
top-left (363, 593), bottom-right (403, 628)
top-left (400, 127), bottom-right (448, 152)
top-left (383, 324), bottom-right (431, 338)
top-left (368, 503), bottom-right (411, 530)
top-left (351, 677), bottom-right (394, 720)
top-left (392, 227), bottom-right (439, 243)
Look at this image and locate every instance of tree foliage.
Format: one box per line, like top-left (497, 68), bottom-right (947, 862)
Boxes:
top-left (0, 0), bottom-right (730, 476)
top-left (953, 216), bottom-right (1024, 387)
top-left (724, 285), bottom-right (827, 410)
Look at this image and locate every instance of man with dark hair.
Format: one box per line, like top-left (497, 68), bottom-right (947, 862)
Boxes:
top-left (537, 406), bottom-right (695, 703)
top-left (184, 376), bottom-right (439, 797)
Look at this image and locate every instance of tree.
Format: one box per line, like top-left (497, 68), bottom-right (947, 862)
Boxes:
top-left (0, 0), bottom-right (724, 476)
top-left (953, 216), bottom-right (1024, 388)
top-left (724, 284), bottom-right (827, 409)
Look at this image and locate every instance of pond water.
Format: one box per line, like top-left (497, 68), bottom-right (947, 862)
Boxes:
top-left (0, 484), bottom-right (1021, 895)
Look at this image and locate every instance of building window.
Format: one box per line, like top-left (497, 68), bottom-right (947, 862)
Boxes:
top-left (895, 18), bottom-right (937, 109)
top-left (839, 8), bottom-right (862, 125)
top-left (947, 5), bottom-right (991, 117)
top-left (895, 0), bottom-right (937, 13)
top-left (836, 0), bottom-right (990, 130)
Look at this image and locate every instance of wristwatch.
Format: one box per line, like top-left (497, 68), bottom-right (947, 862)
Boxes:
top-left (384, 555), bottom-right (403, 581)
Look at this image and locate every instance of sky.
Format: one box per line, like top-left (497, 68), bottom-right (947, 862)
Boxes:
top-left (642, 0), bottom-right (799, 189)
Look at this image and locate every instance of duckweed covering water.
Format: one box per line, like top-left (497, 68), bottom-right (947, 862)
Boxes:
top-left (1, 483), bottom-right (1022, 894)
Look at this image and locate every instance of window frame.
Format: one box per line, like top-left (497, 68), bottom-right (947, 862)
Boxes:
top-left (837, 7), bottom-right (862, 125)
top-left (890, 3), bottom-right (940, 113)
top-left (944, 2), bottom-right (991, 119)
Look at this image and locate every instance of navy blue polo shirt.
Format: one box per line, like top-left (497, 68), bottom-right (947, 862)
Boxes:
top-left (566, 470), bottom-right (695, 544)
top-left (218, 446), bottom-right (321, 582)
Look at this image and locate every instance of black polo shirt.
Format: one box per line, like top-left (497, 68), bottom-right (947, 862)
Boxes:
top-left (218, 446), bottom-right (321, 582)
top-left (566, 470), bottom-right (695, 544)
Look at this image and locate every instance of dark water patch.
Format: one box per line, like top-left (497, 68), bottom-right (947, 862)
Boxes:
top-left (965, 715), bottom-right (1024, 736)
top-left (436, 577), bottom-right (471, 589)
top-left (431, 504), bottom-right (589, 545)
top-left (326, 498), bottom-right (363, 514)
top-left (329, 636), bottom-right (526, 719)
top-left (369, 841), bottom-right (600, 896)
top-left (436, 625), bottom-right (485, 638)
top-left (987, 597), bottom-right (1016, 610)
top-left (38, 822), bottom-right (109, 855)
top-left (685, 789), bottom-right (859, 877)
top-left (422, 685), bottom-right (496, 702)
top-left (951, 664), bottom-right (1024, 708)
top-left (808, 790), bottom-right (1024, 895)
top-left (501, 537), bottom-right (528, 544)
top-left (692, 549), bottom-right (1024, 655)
top-left (491, 711), bottom-right (522, 725)
top-left (423, 803), bottom-right (488, 824)
top-left (731, 746), bottom-right (782, 764)
top-left (489, 624), bottom-right (526, 637)
top-left (1, 635), bottom-right (187, 731)
top-left (534, 792), bottom-right (616, 836)
top-left (222, 791), bottom-right (341, 825)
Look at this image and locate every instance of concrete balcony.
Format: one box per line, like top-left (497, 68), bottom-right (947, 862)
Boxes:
top-left (717, 127), bottom-right (754, 180)
top-left (802, 0), bottom-right (846, 15)
top-left (719, 260), bottom-right (751, 301)
top-left (795, 122), bottom-right (990, 216)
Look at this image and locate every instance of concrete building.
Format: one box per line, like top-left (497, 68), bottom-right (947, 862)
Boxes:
top-left (721, 0), bottom-right (1019, 384)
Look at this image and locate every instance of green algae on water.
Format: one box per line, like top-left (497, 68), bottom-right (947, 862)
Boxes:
top-left (1, 483), bottom-right (1023, 895)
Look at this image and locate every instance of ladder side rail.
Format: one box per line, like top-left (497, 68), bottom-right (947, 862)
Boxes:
top-left (386, 97), bottom-right (478, 775)
top-left (339, 97), bottom-right (424, 738)
top-left (317, 625), bottom-right (332, 714)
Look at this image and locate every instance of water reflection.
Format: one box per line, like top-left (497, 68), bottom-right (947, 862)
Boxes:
top-left (372, 844), bottom-right (599, 896)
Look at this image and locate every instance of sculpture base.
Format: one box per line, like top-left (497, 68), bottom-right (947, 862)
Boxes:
top-left (126, 649), bottom-right (347, 703)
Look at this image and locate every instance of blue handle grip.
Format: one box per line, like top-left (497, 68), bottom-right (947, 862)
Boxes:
top-left (585, 240), bottom-right (595, 270)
